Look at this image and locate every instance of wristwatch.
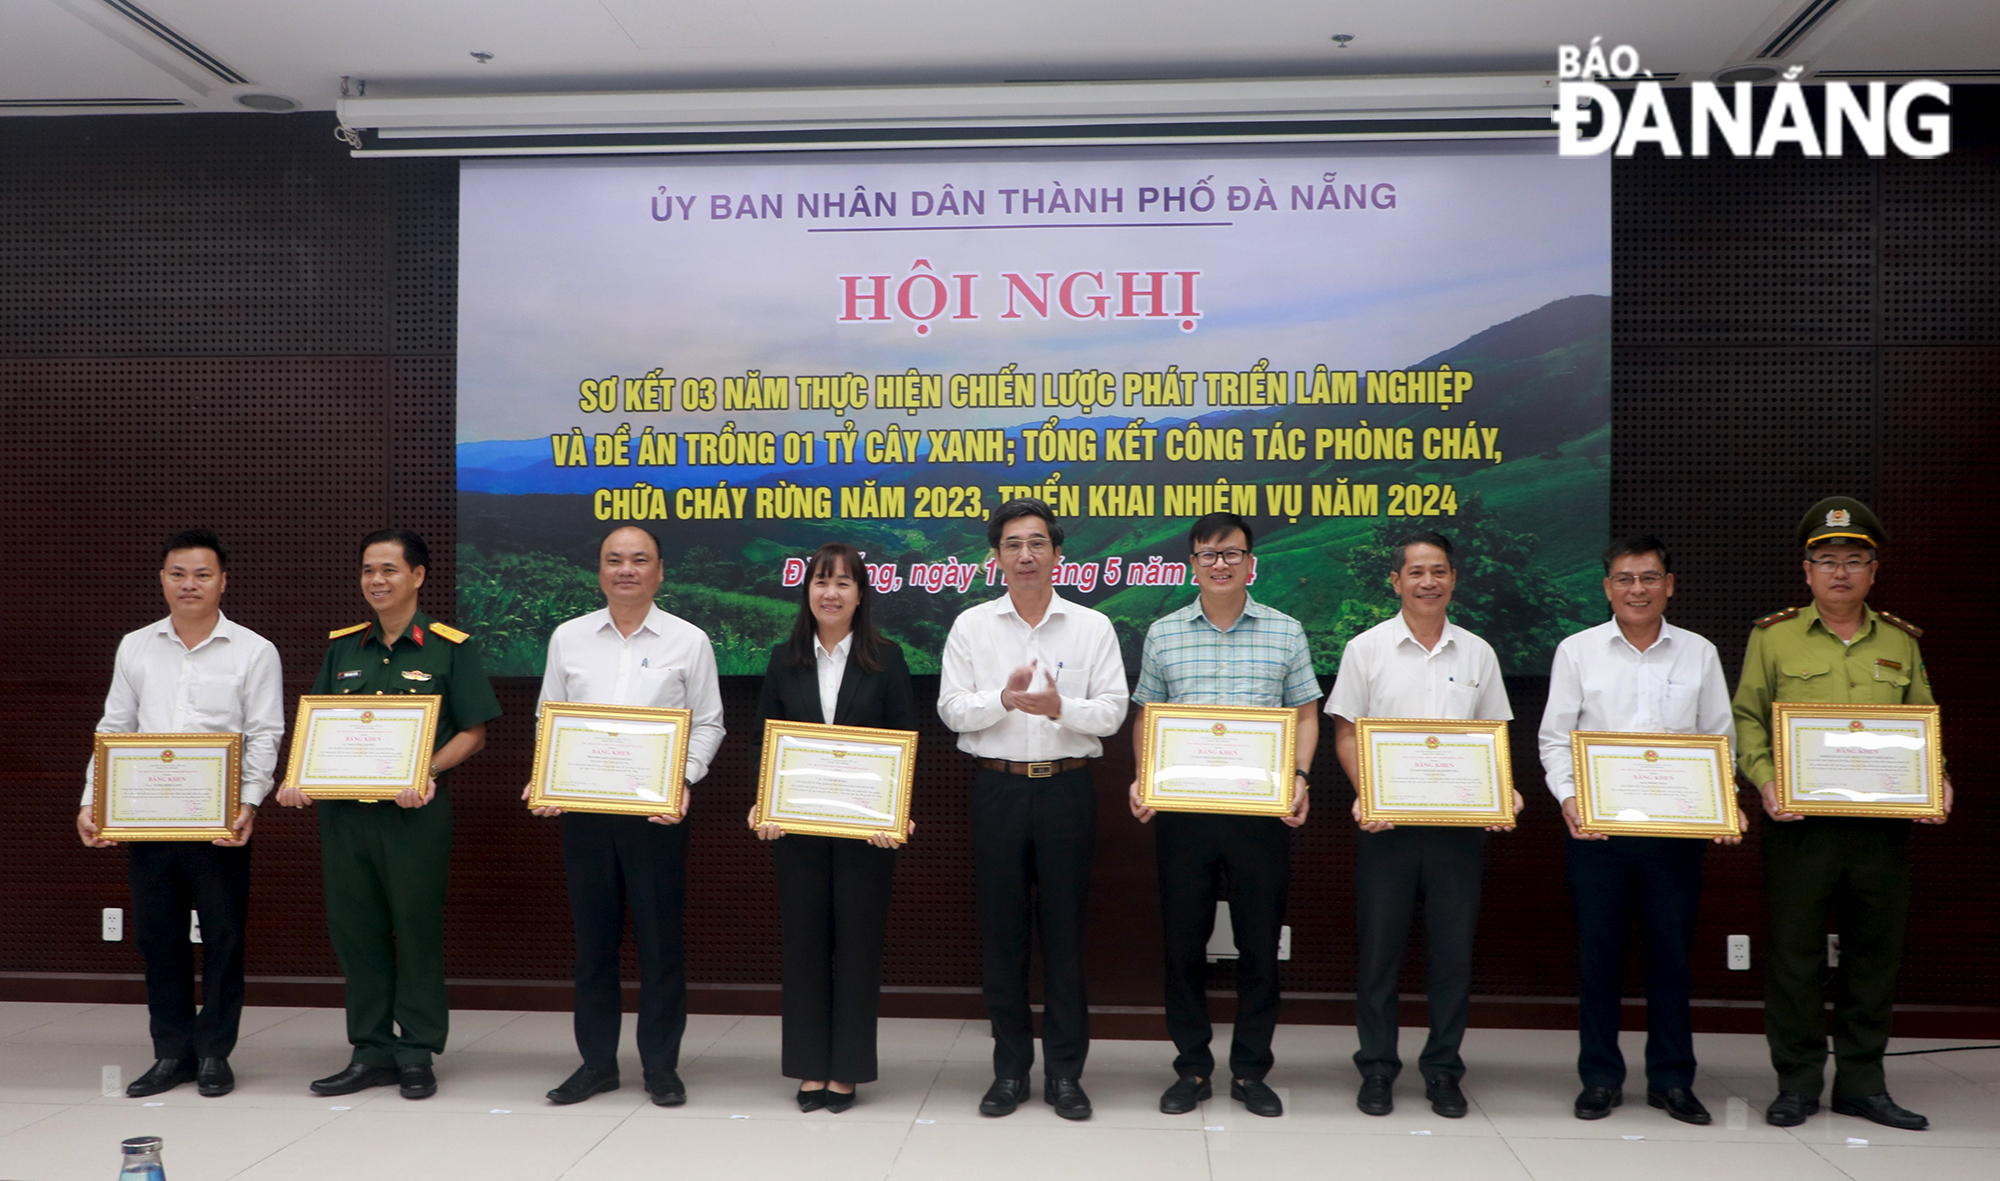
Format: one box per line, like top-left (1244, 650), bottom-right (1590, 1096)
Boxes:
top-left (1293, 770), bottom-right (1310, 788)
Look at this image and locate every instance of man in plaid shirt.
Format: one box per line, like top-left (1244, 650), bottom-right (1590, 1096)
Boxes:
top-left (1128, 512), bottom-right (1320, 1119)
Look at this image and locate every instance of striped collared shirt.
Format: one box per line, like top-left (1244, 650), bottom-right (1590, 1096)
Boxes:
top-left (1132, 595), bottom-right (1322, 709)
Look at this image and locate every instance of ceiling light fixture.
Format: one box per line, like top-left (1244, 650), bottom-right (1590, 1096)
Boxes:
top-left (1331, 34), bottom-right (1355, 48)
top-left (235, 92), bottom-right (300, 112)
top-left (471, 52), bottom-right (494, 64)
top-left (1712, 63), bottom-right (1783, 84)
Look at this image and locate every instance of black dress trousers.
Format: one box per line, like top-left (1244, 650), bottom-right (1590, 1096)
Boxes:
top-left (1353, 825), bottom-right (1487, 1084)
top-left (773, 833), bottom-right (898, 1082)
top-left (1155, 811), bottom-right (1292, 1082)
top-left (972, 765), bottom-right (1096, 1082)
top-left (127, 840), bottom-right (251, 1061)
top-left (1566, 834), bottom-right (1705, 1091)
top-left (561, 811), bottom-right (688, 1072)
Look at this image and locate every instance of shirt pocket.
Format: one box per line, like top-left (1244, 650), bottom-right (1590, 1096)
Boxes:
top-left (1442, 679), bottom-right (1481, 719)
top-left (1661, 681), bottom-right (1700, 731)
top-left (190, 676), bottom-right (240, 723)
top-left (1777, 659), bottom-right (1836, 703)
top-left (635, 663), bottom-right (687, 707)
top-left (1053, 666), bottom-right (1086, 697)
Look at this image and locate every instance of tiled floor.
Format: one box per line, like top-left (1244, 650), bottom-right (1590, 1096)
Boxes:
top-left (0, 1002), bottom-right (1994, 1180)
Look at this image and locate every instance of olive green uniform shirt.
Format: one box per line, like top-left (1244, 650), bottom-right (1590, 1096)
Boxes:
top-left (1732, 602), bottom-right (1932, 787)
top-left (310, 609), bottom-right (503, 766)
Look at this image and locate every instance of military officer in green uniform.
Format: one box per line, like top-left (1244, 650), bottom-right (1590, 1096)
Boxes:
top-left (275, 528), bottom-right (501, 1100)
top-left (1733, 497), bottom-right (1952, 1132)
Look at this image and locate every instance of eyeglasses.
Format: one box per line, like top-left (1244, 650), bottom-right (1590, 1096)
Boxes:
top-left (1194, 548), bottom-right (1249, 567)
top-left (999, 538), bottom-right (1052, 556)
top-left (1808, 557), bottom-right (1875, 575)
top-left (1609, 572), bottom-right (1666, 588)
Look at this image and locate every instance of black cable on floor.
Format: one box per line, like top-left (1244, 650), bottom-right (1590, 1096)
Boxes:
top-left (1882, 1044), bottom-right (2000, 1056)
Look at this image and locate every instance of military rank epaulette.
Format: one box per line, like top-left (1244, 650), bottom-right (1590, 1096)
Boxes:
top-left (428, 621), bottom-right (470, 644)
top-left (327, 622), bottom-right (370, 639)
top-left (1754, 607), bottom-right (1801, 629)
top-left (1877, 610), bottom-right (1923, 638)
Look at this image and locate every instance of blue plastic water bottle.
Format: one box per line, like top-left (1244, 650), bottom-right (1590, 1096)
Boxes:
top-left (119, 1136), bottom-right (165, 1181)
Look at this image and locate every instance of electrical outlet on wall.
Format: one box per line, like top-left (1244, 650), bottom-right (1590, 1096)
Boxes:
top-left (1727, 934), bottom-right (1751, 970)
top-left (100, 908), bottom-right (122, 941)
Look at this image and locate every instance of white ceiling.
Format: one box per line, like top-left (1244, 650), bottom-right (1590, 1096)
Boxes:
top-left (5, 0), bottom-right (1995, 116)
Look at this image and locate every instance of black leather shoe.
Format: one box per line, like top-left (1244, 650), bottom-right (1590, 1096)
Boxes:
top-left (979, 1077), bottom-right (1028, 1117)
top-left (309, 1062), bottom-right (398, 1096)
top-left (127, 1058), bottom-right (195, 1098)
top-left (546, 1063), bottom-right (619, 1105)
top-left (1649, 1087), bottom-right (1712, 1125)
top-left (398, 1063), bottom-right (437, 1099)
top-left (1426, 1075), bottom-right (1469, 1119)
top-left (1832, 1093), bottom-right (1928, 1131)
top-left (1159, 1075), bottom-right (1211, 1114)
top-left (1575, 1085), bottom-right (1622, 1120)
top-left (1764, 1091), bottom-right (1819, 1126)
top-left (1045, 1077), bottom-right (1092, 1120)
top-left (195, 1057), bottom-right (234, 1098)
top-left (645, 1068), bottom-right (686, 1107)
top-left (1231, 1078), bottom-right (1283, 1117)
top-left (1357, 1075), bottom-right (1394, 1116)
top-left (824, 1087), bottom-right (856, 1114)
top-left (797, 1086), bottom-right (827, 1112)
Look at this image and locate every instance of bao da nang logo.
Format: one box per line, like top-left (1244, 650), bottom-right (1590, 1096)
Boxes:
top-left (1552, 39), bottom-right (1950, 158)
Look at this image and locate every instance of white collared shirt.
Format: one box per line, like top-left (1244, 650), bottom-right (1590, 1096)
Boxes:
top-left (938, 591), bottom-right (1131, 760)
top-left (814, 632), bottom-right (853, 725)
top-left (1324, 612), bottom-right (1512, 724)
top-left (1537, 618), bottom-right (1735, 803)
top-left (537, 604), bottom-right (726, 783)
top-left (83, 612), bottom-right (285, 807)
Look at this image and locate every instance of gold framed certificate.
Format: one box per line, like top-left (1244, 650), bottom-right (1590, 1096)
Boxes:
top-left (285, 695), bottom-right (440, 801)
top-left (527, 702), bottom-right (692, 816)
top-left (755, 720), bottom-right (917, 841)
top-left (92, 733), bottom-right (241, 841)
top-left (1570, 731), bottom-right (1739, 838)
top-left (1773, 703), bottom-right (1943, 819)
top-left (1137, 703), bottom-right (1298, 816)
top-left (1355, 718), bottom-right (1515, 827)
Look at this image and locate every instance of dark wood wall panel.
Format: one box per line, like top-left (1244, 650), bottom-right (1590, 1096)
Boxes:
top-left (2, 101), bottom-right (1993, 1026)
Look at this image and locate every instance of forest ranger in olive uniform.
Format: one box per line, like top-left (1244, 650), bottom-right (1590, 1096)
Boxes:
top-left (1733, 497), bottom-right (1951, 1132)
top-left (275, 529), bottom-right (502, 1100)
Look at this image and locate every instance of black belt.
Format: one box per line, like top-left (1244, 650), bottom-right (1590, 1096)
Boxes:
top-left (975, 756), bottom-right (1092, 778)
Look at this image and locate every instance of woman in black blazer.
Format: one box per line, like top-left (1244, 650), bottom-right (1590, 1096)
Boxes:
top-left (749, 541), bottom-right (918, 1112)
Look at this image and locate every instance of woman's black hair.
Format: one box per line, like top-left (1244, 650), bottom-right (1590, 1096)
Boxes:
top-left (784, 543), bottom-right (886, 673)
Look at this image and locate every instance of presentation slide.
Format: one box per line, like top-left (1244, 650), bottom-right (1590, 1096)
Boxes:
top-left (457, 143), bottom-right (1610, 675)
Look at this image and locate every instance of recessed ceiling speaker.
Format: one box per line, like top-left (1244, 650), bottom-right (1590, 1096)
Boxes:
top-left (236, 93), bottom-right (301, 112)
top-left (1712, 64), bottom-right (1784, 85)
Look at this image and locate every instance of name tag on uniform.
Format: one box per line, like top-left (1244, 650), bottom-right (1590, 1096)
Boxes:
top-left (399, 669), bottom-right (434, 682)
top-left (336, 670), bottom-right (362, 680)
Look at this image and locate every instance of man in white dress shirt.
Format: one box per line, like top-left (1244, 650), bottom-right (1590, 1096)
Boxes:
top-left (939, 498), bottom-right (1130, 1120)
top-left (526, 525), bottom-right (725, 1107)
top-left (1538, 536), bottom-right (1739, 1126)
top-left (75, 529), bottom-right (284, 1099)
top-left (1327, 530), bottom-right (1518, 1120)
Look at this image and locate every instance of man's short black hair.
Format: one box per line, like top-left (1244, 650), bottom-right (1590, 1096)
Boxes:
top-left (1188, 512), bottom-right (1253, 553)
top-left (1603, 535), bottom-right (1673, 575)
top-left (359, 528), bottom-right (431, 570)
top-left (1389, 530), bottom-right (1453, 576)
top-left (986, 498), bottom-right (1066, 550)
top-left (161, 528), bottom-right (228, 570)
top-left (599, 526), bottom-right (665, 561)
